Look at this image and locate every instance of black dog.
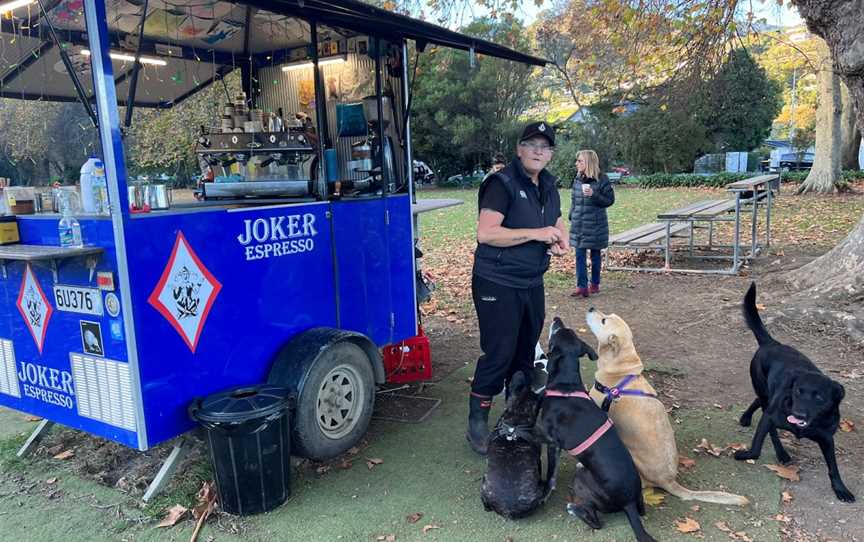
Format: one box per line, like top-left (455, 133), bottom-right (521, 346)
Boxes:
top-left (735, 282), bottom-right (854, 502)
top-left (542, 317), bottom-right (657, 542)
top-left (481, 371), bottom-right (551, 519)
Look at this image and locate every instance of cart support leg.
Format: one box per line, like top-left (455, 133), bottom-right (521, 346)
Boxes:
top-left (732, 196), bottom-right (742, 273)
top-left (750, 193), bottom-right (759, 256)
top-left (664, 222), bottom-right (672, 270)
top-left (17, 419), bottom-right (55, 458)
top-left (142, 438), bottom-right (187, 502)
top-left (766, 186), bottom-right (773, 249)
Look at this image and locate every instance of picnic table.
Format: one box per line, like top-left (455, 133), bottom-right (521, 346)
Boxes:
top-left (607, 174), bottom-right (778, 274)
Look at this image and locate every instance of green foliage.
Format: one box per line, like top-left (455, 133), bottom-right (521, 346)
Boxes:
top-left (699, 49), bottom-right (783, 151)
top-left (633, 172), bottom-right (753, 188)
top-left (411, 16), bottom-right (537, 179)
top-left (618, 102), bottom-right (710, 174)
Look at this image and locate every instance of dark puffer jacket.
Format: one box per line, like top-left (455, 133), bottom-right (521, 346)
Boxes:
top-left (569, 173), bottom-right (615, 249)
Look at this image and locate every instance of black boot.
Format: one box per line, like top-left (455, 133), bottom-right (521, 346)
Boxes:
top-left (466, 393), bottom-right (492, 455)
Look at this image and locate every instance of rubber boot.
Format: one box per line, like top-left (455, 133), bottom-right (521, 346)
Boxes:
top-left (466, 393), bottom-right (492, 455)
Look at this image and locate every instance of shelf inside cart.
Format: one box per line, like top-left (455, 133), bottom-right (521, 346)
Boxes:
top-left (0, 244), bottom-right (104, 280)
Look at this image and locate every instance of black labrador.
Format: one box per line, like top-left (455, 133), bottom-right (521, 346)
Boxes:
top-left (480, 371), bottom-right (552, 519)
top-left (542, 317), bottom-right (657, 542)
top-left (735, 282), bottom-right (855, 502)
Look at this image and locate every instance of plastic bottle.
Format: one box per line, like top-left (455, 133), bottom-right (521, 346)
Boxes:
top-left (91, 159), bottom-right (109, 215)
top-left (58, 194), bottom-right (83, 248)
top-left (79, 155), bottom-right (100, 214)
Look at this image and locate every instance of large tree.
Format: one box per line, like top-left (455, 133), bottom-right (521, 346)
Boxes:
top-left (840, 81), bottom-right (862, 170)
top-left (782, 0), bottom-right (864, 343)
top-left (798, 40), bottom-right (842, 193)
top-left (410, 15), bottom-right (537, 178)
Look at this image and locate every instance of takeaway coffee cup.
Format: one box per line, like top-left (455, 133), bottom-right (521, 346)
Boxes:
top-left (581, 183), bottom-right (591, 195)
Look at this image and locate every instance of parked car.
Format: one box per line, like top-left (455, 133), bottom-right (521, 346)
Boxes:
top-left (606, 166), bottom-right (631, 184)
top-left (778, 152), bottom-right (814, 172)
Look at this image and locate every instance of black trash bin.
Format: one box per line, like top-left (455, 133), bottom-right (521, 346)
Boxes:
top-left (190, 384), bottom-right (293, 516)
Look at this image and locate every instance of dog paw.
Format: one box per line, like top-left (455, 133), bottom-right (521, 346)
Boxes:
top-left (776, 451), bottom-right (792, 465)
top-left (833, 486), bottom-right (856, 503)
top-left (739, 414), bottom-right (752, 427)
top-left (734, 449), bottom-right (756, 461)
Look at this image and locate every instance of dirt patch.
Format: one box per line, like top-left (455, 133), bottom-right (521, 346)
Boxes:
top-left (420, 247), bottom-right (864, 542)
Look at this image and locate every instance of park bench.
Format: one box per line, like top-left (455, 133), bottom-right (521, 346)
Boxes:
top-left (606, 173), bottom-right (778, 274)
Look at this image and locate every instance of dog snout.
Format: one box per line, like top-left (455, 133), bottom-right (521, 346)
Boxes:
top-left (588, 307), bottom-right (595, 313)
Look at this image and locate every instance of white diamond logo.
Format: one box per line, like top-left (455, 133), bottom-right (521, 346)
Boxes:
top-left (148, 232), bottom-right (221, 352)
top-left (17, 264), bottom-right (53, 353)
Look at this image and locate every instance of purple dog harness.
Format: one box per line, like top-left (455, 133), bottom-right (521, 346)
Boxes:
top-left (544, 389), bottom-right (615, 457)
top-left (593, 374), bottom-right (657, 412)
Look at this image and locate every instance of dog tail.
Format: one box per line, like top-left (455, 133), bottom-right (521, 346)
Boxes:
top-left (743, 282), bottom-right (773, 346)
top-left (661, 480), bottom-right (750, 506)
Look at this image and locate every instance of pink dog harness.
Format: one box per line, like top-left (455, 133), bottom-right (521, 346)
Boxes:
top-left (544, 389), bottom-right (615, 456)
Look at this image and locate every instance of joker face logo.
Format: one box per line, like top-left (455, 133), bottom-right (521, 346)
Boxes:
top-left (24, 285), bottom-right (44, 328)
top-left (170, 265), bottom-right (203, 319)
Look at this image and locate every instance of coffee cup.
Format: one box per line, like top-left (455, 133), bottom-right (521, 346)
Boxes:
top-left (581, 183), bottom-right (591, 195)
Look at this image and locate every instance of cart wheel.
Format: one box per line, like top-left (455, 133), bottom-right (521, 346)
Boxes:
top-left (292, 341), bottom-right (375, 459)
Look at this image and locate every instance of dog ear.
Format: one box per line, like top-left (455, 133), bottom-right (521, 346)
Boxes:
top-left (584, 343), bottom-right (598, 361)
top-left (606, 334), bottom-right (619, 355)
top-left (832, 381), bottom-right (845, 403)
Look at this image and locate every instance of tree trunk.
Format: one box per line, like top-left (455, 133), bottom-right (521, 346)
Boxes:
top-left (798, 41), bottom-right (841, 194)
top-left (783, 0), bottom-right (864, 344)
top-left (840, 81), bottom-right (862, 170)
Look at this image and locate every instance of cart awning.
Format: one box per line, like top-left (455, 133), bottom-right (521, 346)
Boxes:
top-left (0, 0), bottom-right (547, 108)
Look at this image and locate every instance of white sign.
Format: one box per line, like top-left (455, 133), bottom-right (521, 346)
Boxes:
top-left (54, 285), bottom-right (104, 316)
top-left (16, 265), bottom-right (53, 353)
top-left (17, 361), bottom-right (75, 409)
top-left (148, 232), bottom-right (222, 352)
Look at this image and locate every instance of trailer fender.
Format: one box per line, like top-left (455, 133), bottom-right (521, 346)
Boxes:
top-left (267, 327), bottom-right (384, 392)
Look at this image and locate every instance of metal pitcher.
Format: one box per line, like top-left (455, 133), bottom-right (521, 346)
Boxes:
top-left (146, 184), bottom-right (172, 210)
top-left (128, 183), bottom-right (147, 210)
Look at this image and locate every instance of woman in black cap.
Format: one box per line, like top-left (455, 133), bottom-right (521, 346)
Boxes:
top-left (467, 121), bottom-right (567, 455)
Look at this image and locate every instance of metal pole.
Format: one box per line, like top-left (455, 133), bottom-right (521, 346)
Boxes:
top-left (750, 189), bottom-right (759, 256)
top-left (664, 221), bottom-right (672, 270)
top-left (402, 41), bottom-right (415, 199)
top-left (732, 194), bottom-right (741, 273)
top-left (373, 37), bottom-right (390, 192)
top-left (766, 176), bottom-right (774, 248)
top-left (123, 0), bottom-right (149, 127)
top-left (83, 0), bottom-right (148, 450)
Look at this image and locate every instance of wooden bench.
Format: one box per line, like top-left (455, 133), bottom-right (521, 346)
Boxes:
top-left (610, 222), bottom-right (690, 247)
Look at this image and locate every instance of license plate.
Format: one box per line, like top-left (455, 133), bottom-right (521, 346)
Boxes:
top-left (53, 285), bottom-right (104, 316)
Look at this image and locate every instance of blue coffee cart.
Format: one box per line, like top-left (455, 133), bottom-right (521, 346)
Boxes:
top-left (0, 0), bottom-right (545, 498)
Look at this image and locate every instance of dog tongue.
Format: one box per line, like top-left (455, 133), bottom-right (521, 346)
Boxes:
top-left (787, 415), bottom-right (808, 427)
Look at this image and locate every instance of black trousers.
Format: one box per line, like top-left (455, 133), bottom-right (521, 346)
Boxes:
top-left (470, 274), bottom-right (545, 397)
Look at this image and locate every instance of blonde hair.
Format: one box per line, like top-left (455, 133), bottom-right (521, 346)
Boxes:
top-left (577, 150), bottom-right (600, 180)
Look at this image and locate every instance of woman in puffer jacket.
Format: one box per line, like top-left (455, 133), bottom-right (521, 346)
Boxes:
top-left (569, 149), bottom-right (615, 297)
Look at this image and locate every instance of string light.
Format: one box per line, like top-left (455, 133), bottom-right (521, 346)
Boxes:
top-left (282, 55), bottom-right (346, 71)
top-left (81, 49), bottom-right (168, 67)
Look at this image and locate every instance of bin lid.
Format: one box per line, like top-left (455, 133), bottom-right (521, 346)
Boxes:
top-left (193, 384), bottom-right (291, 424)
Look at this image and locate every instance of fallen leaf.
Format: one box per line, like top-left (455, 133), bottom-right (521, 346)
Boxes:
top-left (376, 536), bottom-right (396, 542)
top-left (726, 443), bottom-right (747, 452)
top-left (337, 458), bottom-right (353, 470)
top-left (756, 303), bottom-right (766, 310)
top-left (839, 418), bottom-right (855, 432)
top-left (316, 464), bottom-right (331, 475)
top-left (190, 482), bottom-right (217, 542)
top-left (642, 487), bottom-right (666, 506)
top-left (678, 455), bottom-right (696, 469)
top-left (675, 517), bottom-right (701, 533)
top-left (52, 450), bottom-right (74, 460)
top-left (764, 464), bottom-right (800, 482)
top-left (347, 446), bottom-right (361, 455)
top-left (422, 524), bottom-right (440, 534)
top-left (781, 490), bottom-right (793, 504)
top-left (366, 457), bottom-right (384, 470)
top-left (157, 504), bottom-right (189, 528)
top-left (45, 478), bottom-right (57, 485)
top-left (713, 403), bottom-right (723, 409)
top-left (690, 505), bottom-right (700, 512)
top-left (695, 438), bottom-right (723, 457)
top-left (406, 512), bottom-right (423, 524)
top-left (746, 459), bottom-right (756, 464)
top-left (715, 521), bottom-right (732, 533)
top-left (23, 415), bottom-right (42, 422)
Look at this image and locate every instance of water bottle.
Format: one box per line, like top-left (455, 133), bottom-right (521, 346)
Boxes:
top-left (91, 160), bottom-right (109, 215)
top-left (58, 193), bottom-right (83, 248)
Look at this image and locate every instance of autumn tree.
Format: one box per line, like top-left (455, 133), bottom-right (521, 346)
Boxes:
top-left (798, 39), bottom-right (842, 193)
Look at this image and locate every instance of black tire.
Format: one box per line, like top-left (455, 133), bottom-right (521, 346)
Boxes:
top-left (292, 342), bottom-right (375, 459)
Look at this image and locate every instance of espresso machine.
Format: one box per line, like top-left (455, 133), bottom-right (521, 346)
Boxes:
top-left (360, 95), bottom-right (397, 192)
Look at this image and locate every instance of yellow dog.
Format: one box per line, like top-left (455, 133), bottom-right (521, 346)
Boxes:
top-left (585, 308), bottom-right (749, 506)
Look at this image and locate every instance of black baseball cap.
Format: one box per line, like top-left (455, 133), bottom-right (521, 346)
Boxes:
top-left (520, 121), bottom-right (555, 147)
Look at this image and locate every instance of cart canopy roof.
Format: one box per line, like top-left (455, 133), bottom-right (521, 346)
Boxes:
top-left (0, 0), bottom-right (547, 107)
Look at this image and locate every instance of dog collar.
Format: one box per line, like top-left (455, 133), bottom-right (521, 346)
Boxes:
top-left (566, 419), bottom-right (614, 457)
top-left (492, 420), bottom-right (535, 442)
top-left (544, 389), bottom-right (591, 400)
top-left (594, 375), bottom-right (657, 412)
